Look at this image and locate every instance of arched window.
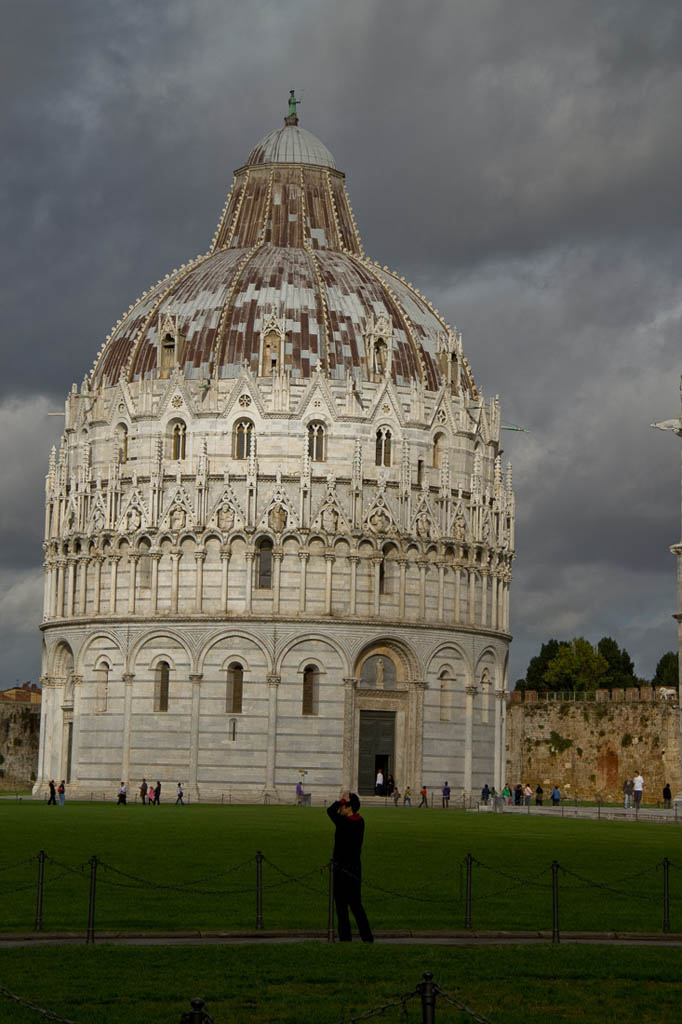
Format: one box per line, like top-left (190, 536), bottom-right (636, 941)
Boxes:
top-left (307, 422), bottom-right (325, 462)
top-left (417, 459), bottom-right (424, 487)
top-left (160, 333), bottom-right (176, 377)
top-left (155, 661), bottom-right (170, 712)
top-left (234, 419), bottom-right (254, 460)
top-left (226, 662), bottom-right (243, 714)
top-left (116, 424), bottom-right (128, 464)
top-left (433, 433), bottom-right (445, 469)
top-left (302, 664), bottom-right (318, 716)
top-left (375, 427), bottom-right (392, 467)
top-left (373, 339), bottom-right (388, 375)
top-left (172, 421), bottom-right (186, 460)
top-left (256, 538), bottom-right (273, 589)
top-left (96, 663), bottom-right (109, 713)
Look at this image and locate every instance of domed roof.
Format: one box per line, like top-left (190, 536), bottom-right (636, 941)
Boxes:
top-left (91, 109), bottom-right (474, 395)
top-left (246, 124), bottom-right (336, 169)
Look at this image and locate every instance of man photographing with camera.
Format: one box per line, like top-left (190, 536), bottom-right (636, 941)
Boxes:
top-left (326, 791), bottom-right (374, 943)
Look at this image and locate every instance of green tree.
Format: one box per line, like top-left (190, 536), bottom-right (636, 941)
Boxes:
top-left (516, 639), bottom-right (568, 692)
top-left (543, 637), bottom-right (609, 692)
top-left (652, 652), bottom-right (679, 689)
top-left (597, 636), bottom-right (637, 688)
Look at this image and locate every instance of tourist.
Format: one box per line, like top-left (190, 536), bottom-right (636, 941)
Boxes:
top-left (139, 779), bottom-right (148, 805)
top-left (663, 782), bottom-right (672, 809)
top-left (57, 780), bottom-right (66, 806)
top-left (623, 778), bottom-right (634, 809)
top-left (176, 782), bottom-right (184, 805)
top-left (47, 780), bottom-right (56, 806)
top-left (375, 769), bottom-right (384, 796)
top-left (481, 783), bottom-right (490, 805)
top-left (403, 787), bottom-right (412, 807)
top-left (419, 785), bottom-right (428, 808)
top-left (524, 784), bottom-right (532, 807)
top-left (633, 772), bottom-right (644, 809)
top-left (514, 783), bottom-right (523, 806)
top-left (327, 791), bottom-right (373, 942)
top-left (295, 780), bottom-right (303, 805)
top-left (117, 782), bottom-right (127, 805)
top-left (442, 781), bottom-right (451, 808)
top-left (392, 786), bottom-right (401, 806)
top-left (551, 785), bottom-right (561, 806)
top-left (535, 785), bottom-right (544, 806)
top-left (386, 774), bottom-right (395, 796)
top-left (153, 781), bottom-right (161, 805)
top-left (502, 783), bottom-right (512, 805)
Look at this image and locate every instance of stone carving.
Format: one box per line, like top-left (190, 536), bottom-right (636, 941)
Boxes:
top-left (269, 503), bottom-right (287, 532)
top-left (321, 506), bottom-right (339, 534)
top-left (217, 502), bottom-right (235, 532)
top-left (127, 507), bottom-right (141, 533)
top-left (92, 507), bottom-right (105, 531)
top-left (416, 515), bottom-right (431, 539)
top-left (368, 506), bottom-right (391, 534)
top-left (453, 507), bottom-right (467, 541)
top-left (170, 506), bottom-right (186, 531)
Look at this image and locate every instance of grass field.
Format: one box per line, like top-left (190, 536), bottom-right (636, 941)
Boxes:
top-left (1, 802), bottom-right (681, 935)
top-left (2, 944), bottom-right (682, 1023)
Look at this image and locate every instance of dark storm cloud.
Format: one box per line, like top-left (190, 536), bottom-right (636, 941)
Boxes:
top-left (1, 0), bottom-right (681, 685)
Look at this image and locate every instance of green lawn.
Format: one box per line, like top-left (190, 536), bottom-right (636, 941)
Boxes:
top-left (2, 944), bottom-right (682, 1023)
top-left (1, 802), bottom-right (681, 935)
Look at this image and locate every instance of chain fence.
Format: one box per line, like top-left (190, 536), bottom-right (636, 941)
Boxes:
top-left (0, 849), bottom-right (680, 940)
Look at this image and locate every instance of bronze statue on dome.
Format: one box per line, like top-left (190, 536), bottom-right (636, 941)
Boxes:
top-left (285, 90), bottom-right (302, 126)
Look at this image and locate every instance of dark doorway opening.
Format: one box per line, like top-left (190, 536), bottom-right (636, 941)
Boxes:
top-left (358, 710), bottom-right (395, 795)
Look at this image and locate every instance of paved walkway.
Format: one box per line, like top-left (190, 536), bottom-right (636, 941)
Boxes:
top-left (2, 929), bottom-right (682, 947)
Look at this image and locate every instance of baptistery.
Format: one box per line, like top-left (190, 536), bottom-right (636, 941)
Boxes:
top-left (36, 103), bottom-right (515, 802)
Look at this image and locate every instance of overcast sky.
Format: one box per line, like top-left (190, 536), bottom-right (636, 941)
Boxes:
top-left (2, 0), bottom-right (681, 688)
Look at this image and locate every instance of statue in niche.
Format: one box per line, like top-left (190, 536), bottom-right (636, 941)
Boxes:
top-left (322, 506), bottom-right (339, 534)
top-left (375, 657), bottom-right (384, 689)
top-left (416, 515), bottom-right (431, 539)
top-left (170, 507), bottom-right (186, 531)
top-left (369, 507), bottom-right (390, 534)
top-left (127, 508), bottom-right (141, 533)
top-left (482, 516), bottom-right (491, 542)
top-left (453, 509), bottom-right (466, 541)
top-left (269, 503), bottom-right (287, 532)
top-left (93, 507), bottom-right (105, 531)
top-left (217, 502), bottom-right (235, 532)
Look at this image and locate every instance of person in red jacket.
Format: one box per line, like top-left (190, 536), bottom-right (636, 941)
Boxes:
top-left (327, 791), bottom-right (373, 943)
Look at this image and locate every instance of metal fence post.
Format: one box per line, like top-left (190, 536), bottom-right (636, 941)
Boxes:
top-left (256, 850), bottom-right (264, 930)
top-left (327, 860), bottom-right (335, 942)
top-left (86, 855), bottom-right (98, 944)
top-left (551, 860), bottom-right (560, 944)
top-left (464, 853), bottom-right (472, 930)
top-left (663, 857), bottom-right (670, 933)
top-left (418, 971), bottom-right (436, 1024)
top-left (34, 849), bottom-right (45, 932)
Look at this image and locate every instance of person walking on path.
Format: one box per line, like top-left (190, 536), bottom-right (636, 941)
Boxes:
top-left (535, 785), bottom-right (544, 806)
top-left (442, 782), bottom-right (451, 808)
top-left (418, 785), bottom-right (428, 807)
top-left (152, 781), bottom-right (161, 805)
top-left (551, 785), bottom-right (561, 806)
top-left (175, 783), bottom-right (184, 805)
top-left (502, 784), bottom-right (511, 805)
top-left (326, 791), bottom-right (373, 943)
top-left (47, 780), bottom-right (56, 805)
top-left (481, 784), bottom-right (490, 805)
top-left (117, 782), bottom-right (127, 805)
top-left (295, 780), bottom-right (303, 805)
top-left (402, 786), bottom-right (412, 807)
top-left (57, 780), bottom-right (66, 806)
top-left (663, 782), bottom-right (672, 809)
top-left (623, 778), bottom-right (634, 809)
top-left (633, 772), bottom-right (644, 809)
top-left (524, 785), bottom-right (532, 806)
top-left (139, 779), bottom-right (148, 805)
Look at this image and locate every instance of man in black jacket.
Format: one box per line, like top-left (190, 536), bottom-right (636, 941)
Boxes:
top-left (327, 791), bottom-right (374, 943)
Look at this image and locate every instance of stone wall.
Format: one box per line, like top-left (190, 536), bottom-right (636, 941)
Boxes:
top-left (0, 703), bottom-right (40, 787)
top-left (505, 689), bottom-right (680, 802)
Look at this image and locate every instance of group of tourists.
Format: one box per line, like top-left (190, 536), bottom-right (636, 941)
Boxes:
top-left (46, 780), bottom-right (66, 805)
top-left (501, 783), bottom-right (562, 806)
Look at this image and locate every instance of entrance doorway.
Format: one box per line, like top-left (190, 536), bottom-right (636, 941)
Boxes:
top-left (358, 710), bottom-right (395, 795)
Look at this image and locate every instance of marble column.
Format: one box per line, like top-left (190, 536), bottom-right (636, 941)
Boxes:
top-left (121, 673), bottom-right (135, 785)
top-left (109, 556), bottom-right (120, 614)
top-left (371, 556), bottom-right (382, 617)
top-left (151, 553), bottom-right (161, 613)
top-left (297, 550), bottom-right (309, 613)
top-left (188, 674), bottom-right (202, 798)
top-left (463, 684), bottom-right (478, 797)
top-left (265, 674), bottom-right (280, 795)
top-left (194, 551), bottom-right (206, 613)
top-left (436, 561), bottom-right (445, 620)
top-left (494, 689), bottom-right (506, 792)
top-left (398, 558), bottom-right (407, 619)
top-left (325, 552), bottom-right (336, 615)
top-left (491, 574), bottom-right (498, 629)
top-left (348, 555), bottom-right (359, 616)
top-left (78, 556), bottom-right (88, 615)
top-left (454, 567), bottom-right (461, 624)
top-left (128, 553), bottom-right (139, 614)
top-left (468, 570), bottom-right (476, 625)
top-left (342, 677), bottom-right (358, 791)
top-left (66, 559), bottom-right (75, 617)
top-left (411, 680), bottom-right (426, 791)
top-left (220, 547), bottom-right (231, 612)
top-left (272, 549), bottom-right (283, 614)
top-left (481, 570), bottom-right (488, 626)
top-left (170, 549), bottom-right (180, 613)
top-left (244, 550), bottom-right (254, 613)
top-left (417, 561), bottom-right (427, 620)
top-left (93, 556), bottom-right (103, 615)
